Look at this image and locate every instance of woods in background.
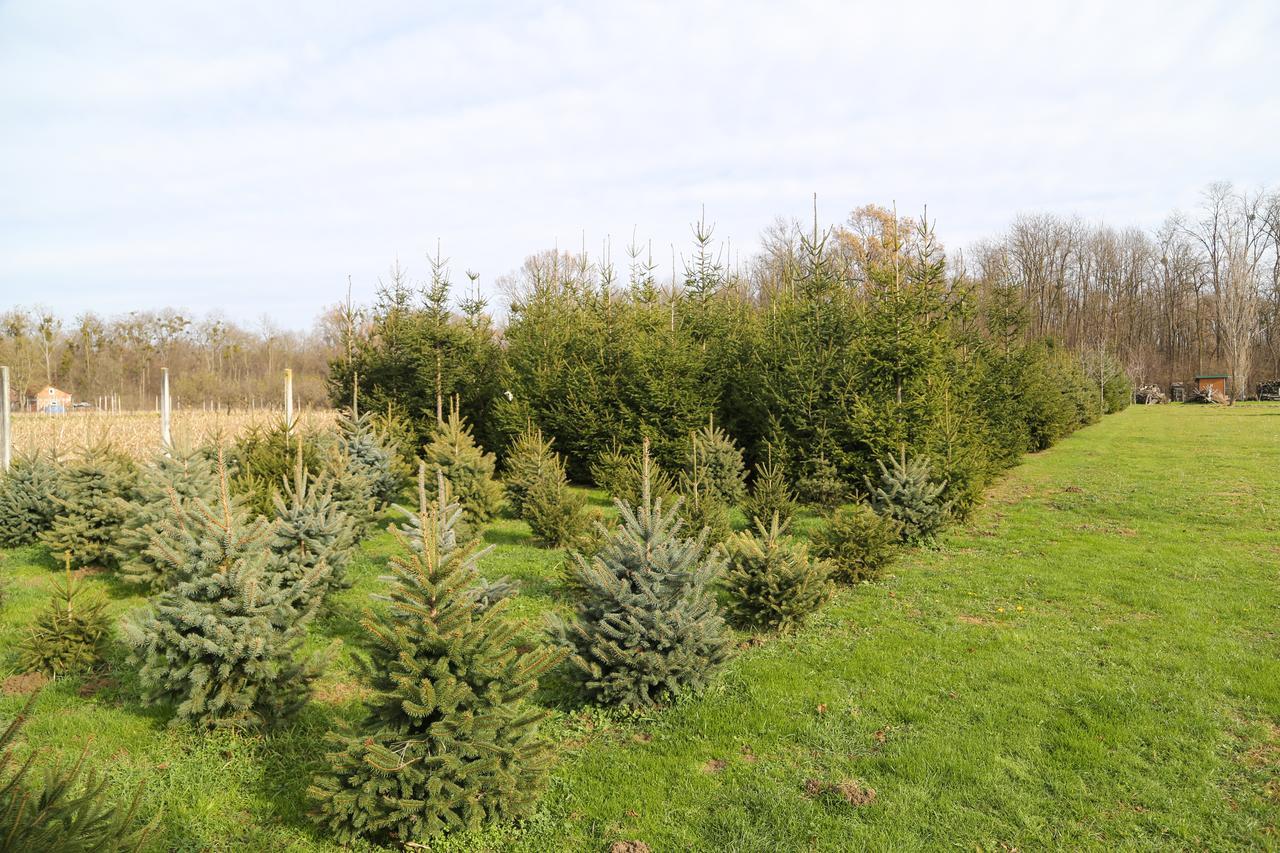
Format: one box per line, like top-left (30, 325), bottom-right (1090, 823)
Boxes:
top-left (966, 182), bottom-right (1280, 398)
top-left (0, 309), bottom-right (337, 410)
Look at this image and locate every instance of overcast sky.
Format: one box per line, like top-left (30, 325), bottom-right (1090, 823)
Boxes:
top-left (2, 0), bottom-right (1277, 328)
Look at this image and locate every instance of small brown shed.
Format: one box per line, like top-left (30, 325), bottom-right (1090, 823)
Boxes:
top-left (34, 386), bottom-right (73, 413)
top-left (1194, 374), bottom-right (1230, 399)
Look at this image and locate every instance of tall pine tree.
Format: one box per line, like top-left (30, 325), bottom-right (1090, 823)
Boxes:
top-left (309, 473), bottom-right (563, 845)
top-left (422, 404), bottom-right (503, 538)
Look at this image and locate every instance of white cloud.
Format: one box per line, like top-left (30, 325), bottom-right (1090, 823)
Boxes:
top-left (0, 0), bottom-right (1277, 324)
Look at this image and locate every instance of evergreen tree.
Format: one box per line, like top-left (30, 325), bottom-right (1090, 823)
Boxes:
top-left (39, 444), bottom-right (137, 570)
top-left (423, 405), bottom-right (503, 535)
top-left (590, 442), bottom-right (677, 509)
top-left (118, 446), bottom-right (218, 590)
top-left (866, 455), bottom-right (951, 545)
top-left (794, 452), bottom-right (847, 510)
top-left (322, 442), bottom-right (380, 533)
top-left (0, 451), bottom-right (60, 548)
top-left (502, 425), bottom-right (560, 518)
top-left (587, 443), bottom-right (633, 500)
top-left (308, 474), bottom-right (563, 845)
top-left (739, 218), bottom-right (861, 487)
top-left (504, 426), bottom-right (589, 548)
top-left (501, 252), bottom-right (715, 480)
top-left (465, 574), bottom-right (522, 613)
top-left (19, 564), bottom-right (112, 676)
top-left (810, 504), bottom-right (901, 584)
top-left (336, 408), bottom-right (407, 508)
top-left (125, 456), bottom-right (327, 730)
top-left (329, 252), bottom-right (507, 452)
top-left (741, 451), bottom-right (798, 527)
top-left (551, 442), bottom-right (732, 708)
top-left (678, 443), bottom-right (732, 547)
top-left (266, 449), bottom-right (357, 612)
top-left (688, 418), bottom-right (747, 505)
top-left (396, 464), bottom-right (522, 613)
top-left (849, 212), bottom-right (972, 486)
top-left (523, 468), bottom-right (588, 548)
top-left (0, 692), bottom-right (151, 852)
top-left (226, 420), bottom-right (321, 517)
top-left (723, 514), bottom-right (831, 632)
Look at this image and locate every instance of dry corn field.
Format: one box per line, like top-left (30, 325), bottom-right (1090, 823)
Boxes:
top-left (8, 409), bottom-right (338, 460)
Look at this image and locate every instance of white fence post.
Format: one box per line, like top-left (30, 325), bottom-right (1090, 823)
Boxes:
top-left (1, 366), bottom-right (11, 473)
top-left (284, 368), bottom-right (294, 433)
top-left (161, 368), bottom-right (172, 449)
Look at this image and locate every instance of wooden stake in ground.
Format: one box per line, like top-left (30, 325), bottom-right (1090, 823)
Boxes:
top-left (161, 367), bottom-right (172, 449)
top-left (284, 368), bottom-right (294, 434)
top-left (1, 365), bottom-right (11, 473)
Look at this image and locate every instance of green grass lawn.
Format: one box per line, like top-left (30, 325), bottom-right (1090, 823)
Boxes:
top-left (2, 403), bottom-right (1278, 850)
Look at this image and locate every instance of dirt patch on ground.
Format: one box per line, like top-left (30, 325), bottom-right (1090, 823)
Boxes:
top-left (702, 758), bottom-right (727, 773)
top-left (835, 780), bottom-right (877, 806)
top-left (805, 778), bottom-right (877, 806)
top-left (2, 671), bottom-right (48, 696)
top-left (609, 842), bottom-right (651, 853)
top-left (957, 614), bottom-right (996, 626)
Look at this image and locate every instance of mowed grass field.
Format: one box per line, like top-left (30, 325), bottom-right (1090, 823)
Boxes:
top-left (0, 403), bottom-right (1277, 850)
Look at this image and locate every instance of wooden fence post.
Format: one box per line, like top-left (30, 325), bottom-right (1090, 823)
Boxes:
top-left (161, 368), bottom-right (172, 449)
top-left (1, 366), bottom-right (11, 473)
top-left (284, 369), bottom-right (294, 433)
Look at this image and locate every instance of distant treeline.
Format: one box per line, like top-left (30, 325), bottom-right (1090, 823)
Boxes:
top-left (0, 308), bottom-right (338, 410)
top-left (967, 182), bottom-right (1280, 394)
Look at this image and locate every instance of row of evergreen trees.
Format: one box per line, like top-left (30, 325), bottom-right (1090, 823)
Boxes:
top-left (331, 214), bottom-right (1131, 515)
